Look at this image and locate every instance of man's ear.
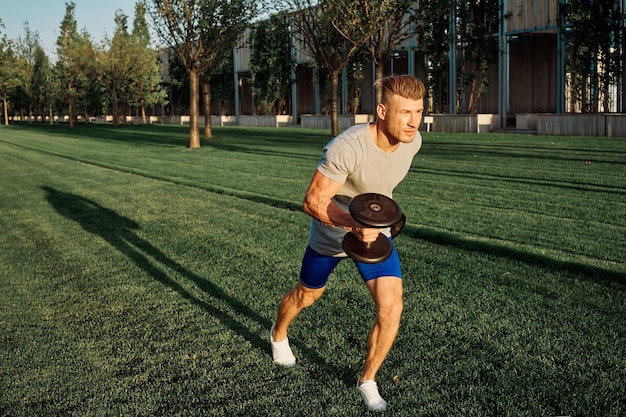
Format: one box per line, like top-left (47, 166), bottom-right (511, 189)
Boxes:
top-left (376, 103), bottom-right (387, 120)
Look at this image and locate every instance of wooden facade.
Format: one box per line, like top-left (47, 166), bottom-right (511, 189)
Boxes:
top-left (224, 0), bottom-right (624, 131)
top-left (506, 0), bottom-right (559, 32)
top-left (508, 35), bottom-right (558, 114)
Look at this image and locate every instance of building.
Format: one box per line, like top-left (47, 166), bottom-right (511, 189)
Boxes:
top-left (230, 0), bottom-right (625, 134)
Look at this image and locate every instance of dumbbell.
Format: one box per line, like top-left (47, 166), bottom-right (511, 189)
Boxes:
top-left (341, 193), bottom-right (406, 264)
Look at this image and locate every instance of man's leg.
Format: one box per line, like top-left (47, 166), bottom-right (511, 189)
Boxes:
top-left (270, 282), bottom-right (326, 366)
top-left (355, 276), bottom-right (403, 411)
top-left (359, 276), bottom-right (403, 383)
top-left (272, 282), bottom-right (326, 342)
top-left (273, 246), bottom-right (340, 346)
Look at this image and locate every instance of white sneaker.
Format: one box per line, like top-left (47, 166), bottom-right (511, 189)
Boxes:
top-left (357, 380), bottom-right (387, 411)
top-left (270, 325), bottom-right (296, 366)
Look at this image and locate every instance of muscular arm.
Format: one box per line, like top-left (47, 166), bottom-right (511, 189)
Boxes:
top-left (303, 170), bottom-right (379, 243)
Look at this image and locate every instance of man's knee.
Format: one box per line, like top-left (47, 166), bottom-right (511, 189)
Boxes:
top-left (292, 283), bottom-right (325, 309)
top-left (378, 297), bottom-right (403, 322)
top-left (370, 280), bottom-right (403, 324)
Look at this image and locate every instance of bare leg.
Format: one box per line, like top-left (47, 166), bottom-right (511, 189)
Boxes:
top-left (359, 276), bottom-right (403, 384)
top-left (272, 281), bottom-right (326, 342)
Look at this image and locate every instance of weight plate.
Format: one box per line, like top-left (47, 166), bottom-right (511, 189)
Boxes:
top-left (342, 232), bottom-right (392, 264)
top-left (349, 193), bottom-right (402, 228)
top-left (390, 213), bottom-right (406, 239)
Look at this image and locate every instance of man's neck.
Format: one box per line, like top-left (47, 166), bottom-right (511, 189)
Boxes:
top-left (370, 123), bottom-right (400, 153)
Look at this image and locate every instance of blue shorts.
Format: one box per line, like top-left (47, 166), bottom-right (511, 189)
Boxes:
top-left (299, 239), bottom-right (402, 289)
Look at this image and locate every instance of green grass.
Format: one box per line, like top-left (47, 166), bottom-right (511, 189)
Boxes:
top-left (1, 123), bottom-right (624, 416)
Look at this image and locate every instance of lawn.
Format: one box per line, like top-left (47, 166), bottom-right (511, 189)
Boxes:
top-left (1, 123), bottom-right (624, 416)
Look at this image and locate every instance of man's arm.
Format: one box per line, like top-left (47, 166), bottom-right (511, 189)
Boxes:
top-left (303, 170), bottom-right (379, 243)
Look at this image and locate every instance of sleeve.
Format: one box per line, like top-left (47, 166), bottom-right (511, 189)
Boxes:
top-left (316, 136), bottom-right (360, 184)
top-left (412, 131), bottom-right (423, 155)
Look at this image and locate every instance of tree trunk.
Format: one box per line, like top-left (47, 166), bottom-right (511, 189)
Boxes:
top-left (3, 94), bottom-right (8, 126)
top-left (121, 99), bottom-right (128, 125)
top-left (202, 79), bottom-right (212, 139)
top-left (188, 69), bottom-right (201, 149)
top-left (69, 97), bottom-right (75, 128)
top-left (623, 33), bottom-right (626, 112)
top-left (330, 70), bottom-right (340, 136)
top-left (467, 76), bottom-right (479, 114)
top-left (375, 63), bottom-right (384, 106)
top-left (141, 100), bottom-right (147, 124)
top-left (112, 87), bottom-right (119, 128)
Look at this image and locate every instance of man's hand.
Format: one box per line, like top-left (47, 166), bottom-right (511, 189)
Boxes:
top-left (351, 226), bottom-right (381, 244)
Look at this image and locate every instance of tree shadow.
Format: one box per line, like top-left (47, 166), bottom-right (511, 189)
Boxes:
top-left (42, 186), bottom-right (356, 384)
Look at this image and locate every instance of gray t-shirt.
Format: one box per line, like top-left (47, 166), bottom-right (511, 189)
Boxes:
top-left (309, 123), bottom-right (422, 256)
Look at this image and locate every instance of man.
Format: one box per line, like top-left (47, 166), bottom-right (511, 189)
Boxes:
top-left (270, 74), bottom-right (425, 411)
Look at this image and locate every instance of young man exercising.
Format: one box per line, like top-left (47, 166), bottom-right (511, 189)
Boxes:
top-left (271, 74), bottom-right (426, 411)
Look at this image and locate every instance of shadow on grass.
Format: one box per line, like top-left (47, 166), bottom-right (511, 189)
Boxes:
top-left (10, 122), bottom-right (190, 147)
top-left (408, 166), bottom-right (626, 195)
top-left (42, 186), bottom-right (357, 384)
top-left (403, 224), bottom-right (625, 287)
top-left (422, 139), bottom-right (626, 164)
top-left (11, 122), bottom-right (330, 151)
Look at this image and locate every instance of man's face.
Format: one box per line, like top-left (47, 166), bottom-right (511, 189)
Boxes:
top-left (378, 94), bottom-right (424, 144)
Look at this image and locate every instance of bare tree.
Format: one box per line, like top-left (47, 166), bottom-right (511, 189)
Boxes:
top-left (278, 0), bottom-right (362, 135)
top-left (456, 0), bottom-right (499, 114)
top-left (327, 0), bottom-right (416, 104)
top-left (150, 0), bottom-right (257, 147)
top-left (198, 1), bottom-right (253, 139)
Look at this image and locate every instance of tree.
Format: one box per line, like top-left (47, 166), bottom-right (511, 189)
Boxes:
top-left (132, 1), bottom-right (151, 45)
top-left (130, 46), bottom-right (166, 124)
top-left (209, 56), bottom-right (235, 115)
top-left (456, 0), bottom-right (499, 113)
top-left (11, 24), bottom-right (54, 123)
top-left (166, 52), bottom-right (190, 115)
top-left (150, 0), bottom-right (258, 147)
top-left (0, 20), bottom-right (20, 125)
top-left (327, 0), bottom-right (417, 104)
top-left (278, 0), bottom-right (362, 135)
top-left (98, 11), bottom-right (134, 127)
top-left (76, 29), bottom-right (103, 124)
top-left (97, 5), bottom-right (165, 127)
top-left (14, 24), bottom-right (38, 121)
top-left (55, 1), bottom-right (84, 127)
top-left (249, 12), bottom-right (293, 115)
top-left (30, 43), bottom-right (53, 122)
top-left (412, 0), bottom-right (450, 113)
top-left (561, 0), bottom-right (623, 112)
top-left (198, 0), bottom-right (255, 139)
top-left (130, 1), bottom-right (166, 123)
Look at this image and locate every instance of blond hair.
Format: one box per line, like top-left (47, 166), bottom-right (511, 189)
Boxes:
top-left (375, 74), bottom-right (426, 104)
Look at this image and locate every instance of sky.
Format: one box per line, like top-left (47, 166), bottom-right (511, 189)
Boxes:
top-left (1, 0), bottom-right (142, 59)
